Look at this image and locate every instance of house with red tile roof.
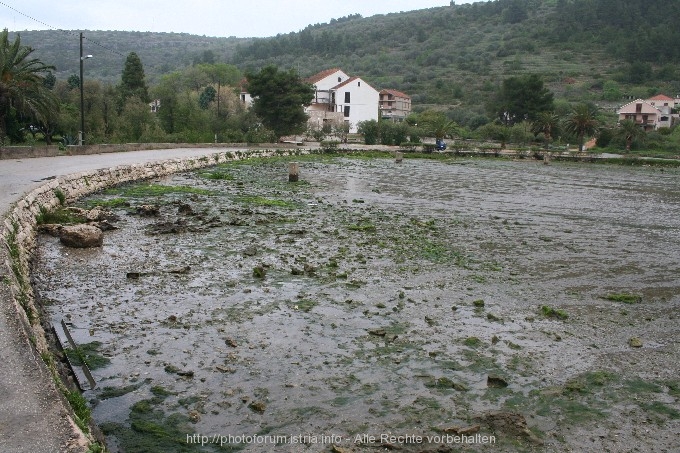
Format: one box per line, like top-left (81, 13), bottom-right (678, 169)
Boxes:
top-left (646, 94), bottom-right (675, 113)
top-left (617, 98), bottom-right (672, 130)
top-left (379, 89), bottom-right (412, 122)
top-left (240, 68), bottom-right (398, 134)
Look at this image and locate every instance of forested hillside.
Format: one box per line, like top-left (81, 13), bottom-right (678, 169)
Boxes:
top-left (10, 30), bottom-right (248, 85)
top-left (10, 0), bottom-right (680, 121)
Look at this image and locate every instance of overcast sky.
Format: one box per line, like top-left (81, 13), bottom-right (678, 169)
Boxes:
top-left (2, 0), bottom-right (477, 38)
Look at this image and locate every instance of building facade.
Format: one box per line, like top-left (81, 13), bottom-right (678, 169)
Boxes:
top-left (617, 98), bottom-right (673, 130)
top-left (379, 89), bottom-right (412, 122)
top-left (305, 68), bottom-right (379, 133)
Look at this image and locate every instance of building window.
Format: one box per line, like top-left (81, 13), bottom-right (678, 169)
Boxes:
top-left (344, 106), bottom-right (350, 117)
top-left (338, 77), bottom-right (342, 82)
top-left (344, 92), bottom-right (350, 103)
top-left (358, 81), bottom-right (361, 87)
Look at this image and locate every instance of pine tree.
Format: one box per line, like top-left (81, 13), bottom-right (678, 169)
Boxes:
top-left (120, 52), bottom-right (150, 104)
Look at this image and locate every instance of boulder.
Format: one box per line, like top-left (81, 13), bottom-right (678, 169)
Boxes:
top-left (59, 224), bottom-right (103, 248)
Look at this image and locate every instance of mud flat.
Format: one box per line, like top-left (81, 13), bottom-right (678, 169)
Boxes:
top-left (33, 155), bottom-right (680, 452)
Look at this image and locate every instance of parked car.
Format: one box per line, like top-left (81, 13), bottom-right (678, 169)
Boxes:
top-left (436, 138), bottom-right (447, 151)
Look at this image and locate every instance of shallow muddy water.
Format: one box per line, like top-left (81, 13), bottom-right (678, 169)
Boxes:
top-left (33, 156), bottom-right (680, 452)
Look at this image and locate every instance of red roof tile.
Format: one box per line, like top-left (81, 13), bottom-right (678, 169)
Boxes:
top-left (380, 89), bottom-right (410, 99)
top-left (648, 94), bottom-right (674, 101)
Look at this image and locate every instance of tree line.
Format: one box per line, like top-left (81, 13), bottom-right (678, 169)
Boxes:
top-left (3, 27), bottom-right (679, 154)
top-left (1, 29), bottom-right (268, 146)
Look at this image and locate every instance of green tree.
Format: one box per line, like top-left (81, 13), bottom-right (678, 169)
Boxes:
top-left (358, 120), bottom-right (380, 145)
top-left (379, 121), bottom-right (409, 146)
top-left (477, 123), bottom-right (511, 149)
top-left (502, 0), bottom-right (528, 24)
top-left (67, 74), bottom-right (80, 90)
top-left (418, 110), bottom-right (460, 140)
top-left (113, 97), bottom-right (158, 142)
top-left (531, 112), bottom-right (560, 143)
top-left (0, 29), bottom-right (58, 143)
top-left (245, 65), bottom-right (314, 140)
top-left (489, 74), bottom-right (554, 126)
top-left (595, 127), bottom-right (614, 148)
top-left (602, 80), bottom-right (622, 102)
top-left (564, 103), bottom-right (600, 151)
top-left (152, 72), bottom-right (183, 134)
top-left (617, 119), bottom-right (644, 151)
top-left (120, 52), bottom-right (150, 104)
top-left (199, 86), bottom-right (216, 110)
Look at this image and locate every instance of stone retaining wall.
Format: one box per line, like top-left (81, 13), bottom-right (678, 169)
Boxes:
top-left (0, 147), bottom-right (312, 451)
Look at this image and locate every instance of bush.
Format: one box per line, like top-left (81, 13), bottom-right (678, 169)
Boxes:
top-left (358, 120), bottom-right (379, 145)
top-left (596, 128), bottom-right (614, 148)
top-left (399, 142), bottom-right (420, 151)
top-left (320, 141), bottom-right (340, 152)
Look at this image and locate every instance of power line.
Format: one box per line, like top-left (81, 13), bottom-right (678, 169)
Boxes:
top-left (0, 1), bottom-right (127, 59)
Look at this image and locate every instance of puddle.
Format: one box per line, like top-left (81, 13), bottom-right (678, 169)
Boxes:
top-left (33, 156), bottom-right (680, 452)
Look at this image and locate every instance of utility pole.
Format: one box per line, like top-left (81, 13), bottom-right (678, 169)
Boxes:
top-left (79, 32), bottom-right (84, 145)
top-left (79, 33), bottom-right (93, 145)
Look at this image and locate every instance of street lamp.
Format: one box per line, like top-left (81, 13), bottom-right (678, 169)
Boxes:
top-left (79, 32), bottom-right (93, 146)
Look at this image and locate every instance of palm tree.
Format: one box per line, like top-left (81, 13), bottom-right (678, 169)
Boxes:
top-left (564, 103), bottom-right (599, 151)
top-left (531, 112), bottom-right (560, 143)
top-left (419, 110), bottom-right (460, 140)
top-left (617, 119), bottom-right (644, 151)
top-left (0, 29), bottom-right (58, 143)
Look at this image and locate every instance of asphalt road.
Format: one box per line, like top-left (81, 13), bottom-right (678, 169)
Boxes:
top-left (0, 147), bottom-right (245, 452)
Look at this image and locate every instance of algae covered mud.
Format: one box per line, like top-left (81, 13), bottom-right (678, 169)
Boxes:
top-left (33, 155), bottom-right (680, 452)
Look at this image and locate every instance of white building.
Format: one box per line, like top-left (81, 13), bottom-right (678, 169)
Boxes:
top-left (239, 68), bottom-right (380, 134)
top-left (305, 68), bottom-right (379, 133)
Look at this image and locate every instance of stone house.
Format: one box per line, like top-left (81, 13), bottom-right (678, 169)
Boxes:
top-left (379, 89), bottom-right (412, 122)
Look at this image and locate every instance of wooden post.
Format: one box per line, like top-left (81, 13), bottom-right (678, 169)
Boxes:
top-left (395, 152), bottom-right (403, 163)
top-left (543, 152), bottom-right (551, 165)
top-left (289, 162), bottom-right (299, 182)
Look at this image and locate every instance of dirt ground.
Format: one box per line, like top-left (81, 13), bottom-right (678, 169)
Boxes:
top-left (32, 155), bottom-right (680, 452)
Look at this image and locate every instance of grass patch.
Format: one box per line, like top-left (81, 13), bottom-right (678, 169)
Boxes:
top-left (99, 382), bottom-right (145, 400)
top-left (105, 184), bottom-right (214, 198)
top-left (236, 195), bottom-right (296, 208)
top-left (81, 197), bottom-right (129, 209)
top-left (546, 398), bottom-right (606, 422)
top-left (200, 170), bottom-right (234, 180)
top-left (463, 336), bottom-right (482, 347)
top-left (54, 188), bottom-right (66, 205)
top-left (541, 305), bottom-right (568, 320)
top-left (64, 341), bottom-right (111, 370)
top-left (623, 378), bottom-right (663, 394)
top-left (65, 389), bottom-right (91, 432)
top-left (35, 206), bottom-right (84, 225)
top-left (639, 401), bottom-right (680, 420)
top-left (288, 299), bottom-right (318, 312)
top-left (151, 386), bottom-right (176, 397)
top-left (347, 222), bottom-right (377, 232)
top-left (564, 371), bottom-right (616, 394)
top-left (604, 293), bottom-right (642, 304)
